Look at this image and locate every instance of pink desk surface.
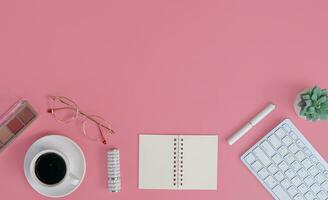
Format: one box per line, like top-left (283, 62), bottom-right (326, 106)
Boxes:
top-left (0, 0), bottom-right (328, 199)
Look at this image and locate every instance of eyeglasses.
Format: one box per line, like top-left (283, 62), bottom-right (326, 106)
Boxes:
top-left (47, 96), bottom-right (115, 144)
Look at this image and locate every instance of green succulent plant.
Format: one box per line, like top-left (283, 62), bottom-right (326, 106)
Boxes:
top-left (297, 86), bottom-right (328, 121)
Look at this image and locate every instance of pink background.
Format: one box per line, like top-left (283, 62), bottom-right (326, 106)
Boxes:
top-left (0, 0), bottom-right (328, 199)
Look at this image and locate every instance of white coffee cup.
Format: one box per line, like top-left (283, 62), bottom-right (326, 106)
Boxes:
top-left (30, 149), bottom-right (80, 187)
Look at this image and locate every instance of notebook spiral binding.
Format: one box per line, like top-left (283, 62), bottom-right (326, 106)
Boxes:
top-left (173, 137), bottom-right (184, 187)
top-left (107, 149), bottom-right (121, 192)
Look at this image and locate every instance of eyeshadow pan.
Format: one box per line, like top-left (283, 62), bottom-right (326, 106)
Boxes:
top-left (7, 117), bottom-right (24, 133)
top-left (0, 128), bottom-right (14, 143)
top-left (17, 107), bottom-right (35, 124)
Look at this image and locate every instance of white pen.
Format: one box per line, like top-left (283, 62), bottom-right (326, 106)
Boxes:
top-left (228, 103), bottom-right (276, 145)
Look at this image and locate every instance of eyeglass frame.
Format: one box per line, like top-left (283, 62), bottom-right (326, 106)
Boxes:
top-left (47, 96), bottom-right (115, 144)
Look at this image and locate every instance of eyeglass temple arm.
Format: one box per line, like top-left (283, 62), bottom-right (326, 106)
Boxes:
top-left (84, 113), bottom-right (115, 134)
top-left (98, 126), bottom-right (107, 144)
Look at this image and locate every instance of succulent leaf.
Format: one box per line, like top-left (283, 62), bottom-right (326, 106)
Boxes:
top-left (305, 100), bottom-right (312, 106)
top-left (318, 96), bottom-right (327, 104)
top-left (309, 106), bottom-right (315, 113)
top-left (301, 94), bottom-right (310, 100)
top-left (311, 93), bottom-right (318, 101)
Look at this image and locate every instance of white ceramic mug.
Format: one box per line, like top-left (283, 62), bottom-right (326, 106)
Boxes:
top-left (30, 149), bottom-right (80, 187)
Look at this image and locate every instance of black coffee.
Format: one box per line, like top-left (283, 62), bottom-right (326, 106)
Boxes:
top-left (34, 152), bottom-right (67, 185)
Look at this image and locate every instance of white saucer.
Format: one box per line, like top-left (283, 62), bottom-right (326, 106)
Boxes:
top-left (24, 135), bottom-right (86, 198)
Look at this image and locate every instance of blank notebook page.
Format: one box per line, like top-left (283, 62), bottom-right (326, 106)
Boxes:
top-left (139, 135), bottom-right (176, 189)
top-left (138, 134), bottom-right (218, 190)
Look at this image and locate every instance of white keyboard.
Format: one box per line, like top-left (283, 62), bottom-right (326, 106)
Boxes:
top-left (241, 119), bottom-right (328, 200)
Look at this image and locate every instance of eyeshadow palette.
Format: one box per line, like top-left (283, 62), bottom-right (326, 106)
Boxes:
top-left (0, 99), bottom-right (38, 153)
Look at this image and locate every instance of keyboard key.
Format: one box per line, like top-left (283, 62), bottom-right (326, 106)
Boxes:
top-left (287, 186), bottom-right (299, 197)
top-left (261, 141), bottom-right (276, 157)
top-left (317, 191), bottom-right (328, 200)
top-left (258, 168), bottom-right (270, 179)
top-left (278, 146), bottom-right (289, 156)
top-left (302, 158), bottom-right (313, 170)
top-left (264, 176), bottom-right (277, 188)
top-left (282, 124), bottom-right (291, 132)
top-left (292, 161), bottom-right (302, 171)
top-left (310, 156), bottom-right (319, 164)
top-left (253, 147), bottom-right (271, 166)
top-left (298, 183), bottom-right (309, 194)
top-left (268, 134), bottom-right (282, 149)
top-left (291, 176), bottom-right (302, 187)
top-left (290, 144), bottom-right (300, 154)
top-left (310, 183), bottom-right (321, 194)
top-left (286, 169), bottom-right (296, 179)
top-left (244, 153), bottom-right (256, 164)
top-left (317, 164), bottom-right (325, 172)
top-left (296, 151), bottom-right (306, 161)
top-left (296, 140), bottom-right (305, 148)
top-left (272, 154), bottom-right (283, 164)
top-left (309, 166), bottom-right (319, 176)
top-left (304, 176), bottom-right (315, 186)
top-left (324, 171), bottom-right (328, 178)
top-left (281, 178), bottom-right (292, 189)
top-left (272, 185), bottom-right (292, 200)
top-left (298, 168), bottom-right (309, 180)
top-left (275, 128), bottom-right (286, 138)
top-left (304, 191), bottom-right (316, 200)
top-left (294, 193), bottom-right (304, 200)
top-left (274, 171), bottom-right (285, 182)
top-left (285, 153), bottom-right (296, 164)
top-left (282, 135), bottom-right (293, 146)
top-left (303, 147), bottom-right (312, 156)
top-left (289, 131), bottom-right (299, 140)
top-left (278, 161), bottom-right (289, 172)
top-left (268, 164), bottom-right (279, 174)
top-left (251, 161), bottom-right (263, 172)
top-left (315, 174), bottom-right (326, 184)
top-left (321, 181), bottom-right (328, 191)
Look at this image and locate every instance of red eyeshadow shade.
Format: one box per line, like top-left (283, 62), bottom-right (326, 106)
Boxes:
top-left (7, 117), bottom-right (24, 133)
top-left (18, 107), bottom-right (35, 124)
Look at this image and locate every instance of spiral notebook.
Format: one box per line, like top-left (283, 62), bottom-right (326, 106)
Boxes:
top-left (138, 134), bottom-right (218, 190)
